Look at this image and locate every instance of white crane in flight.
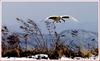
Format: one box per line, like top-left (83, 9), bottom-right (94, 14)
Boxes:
top-left (45, 15), bottom-right (79, 23)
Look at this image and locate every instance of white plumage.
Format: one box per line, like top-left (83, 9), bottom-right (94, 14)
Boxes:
top-left (45, 15), bottom-right (79, 23)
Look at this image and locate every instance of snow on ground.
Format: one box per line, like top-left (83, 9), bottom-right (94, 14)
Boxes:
top-left (60, 56), bottom-right (99, 60)
top-left (1, 56), bottom-right (99, 60)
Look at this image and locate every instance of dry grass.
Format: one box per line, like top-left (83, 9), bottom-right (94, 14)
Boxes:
top-left (1, 18), bottom-right (98, 59)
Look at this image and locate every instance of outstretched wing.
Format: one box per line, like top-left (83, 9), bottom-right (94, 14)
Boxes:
top-left (61, 16), bottom-right (70, 22)
top-left (41, 16), bottom-right (58, 22)
top-left (61, 16), bottom-right (70, 19)
top-left (48, 16), bottom-right (60, 20)
top-left (61, 15), bottom-right (79, 22)
top-left (48, 16), bottom-right (57, 19)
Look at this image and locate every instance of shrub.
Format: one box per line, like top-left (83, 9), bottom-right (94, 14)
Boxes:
top-left (2, 48), bottom-right (21, 57)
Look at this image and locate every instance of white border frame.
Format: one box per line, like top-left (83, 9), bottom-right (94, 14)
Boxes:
top-left (2, 0), bottom-right (98, 2)
top-left (0, 0), bottom-right (99, 61)
top-left (0, 0), bottom-right (2, 59)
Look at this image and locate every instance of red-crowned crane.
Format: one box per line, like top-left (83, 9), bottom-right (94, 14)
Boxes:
top-left (45, 15), bottom-right (79, 23)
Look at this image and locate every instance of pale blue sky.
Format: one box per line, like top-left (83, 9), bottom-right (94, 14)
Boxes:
top-left (2, 2), bottom-right (98, 34)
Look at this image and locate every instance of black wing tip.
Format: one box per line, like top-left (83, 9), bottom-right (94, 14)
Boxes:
top-left (62, 16), bottom-right (70, 18)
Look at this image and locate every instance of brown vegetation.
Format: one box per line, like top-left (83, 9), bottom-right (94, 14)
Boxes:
top-left (2, 18), bottom-right (98, 59)
top-left (2, 48), bottom-right (21, 57)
